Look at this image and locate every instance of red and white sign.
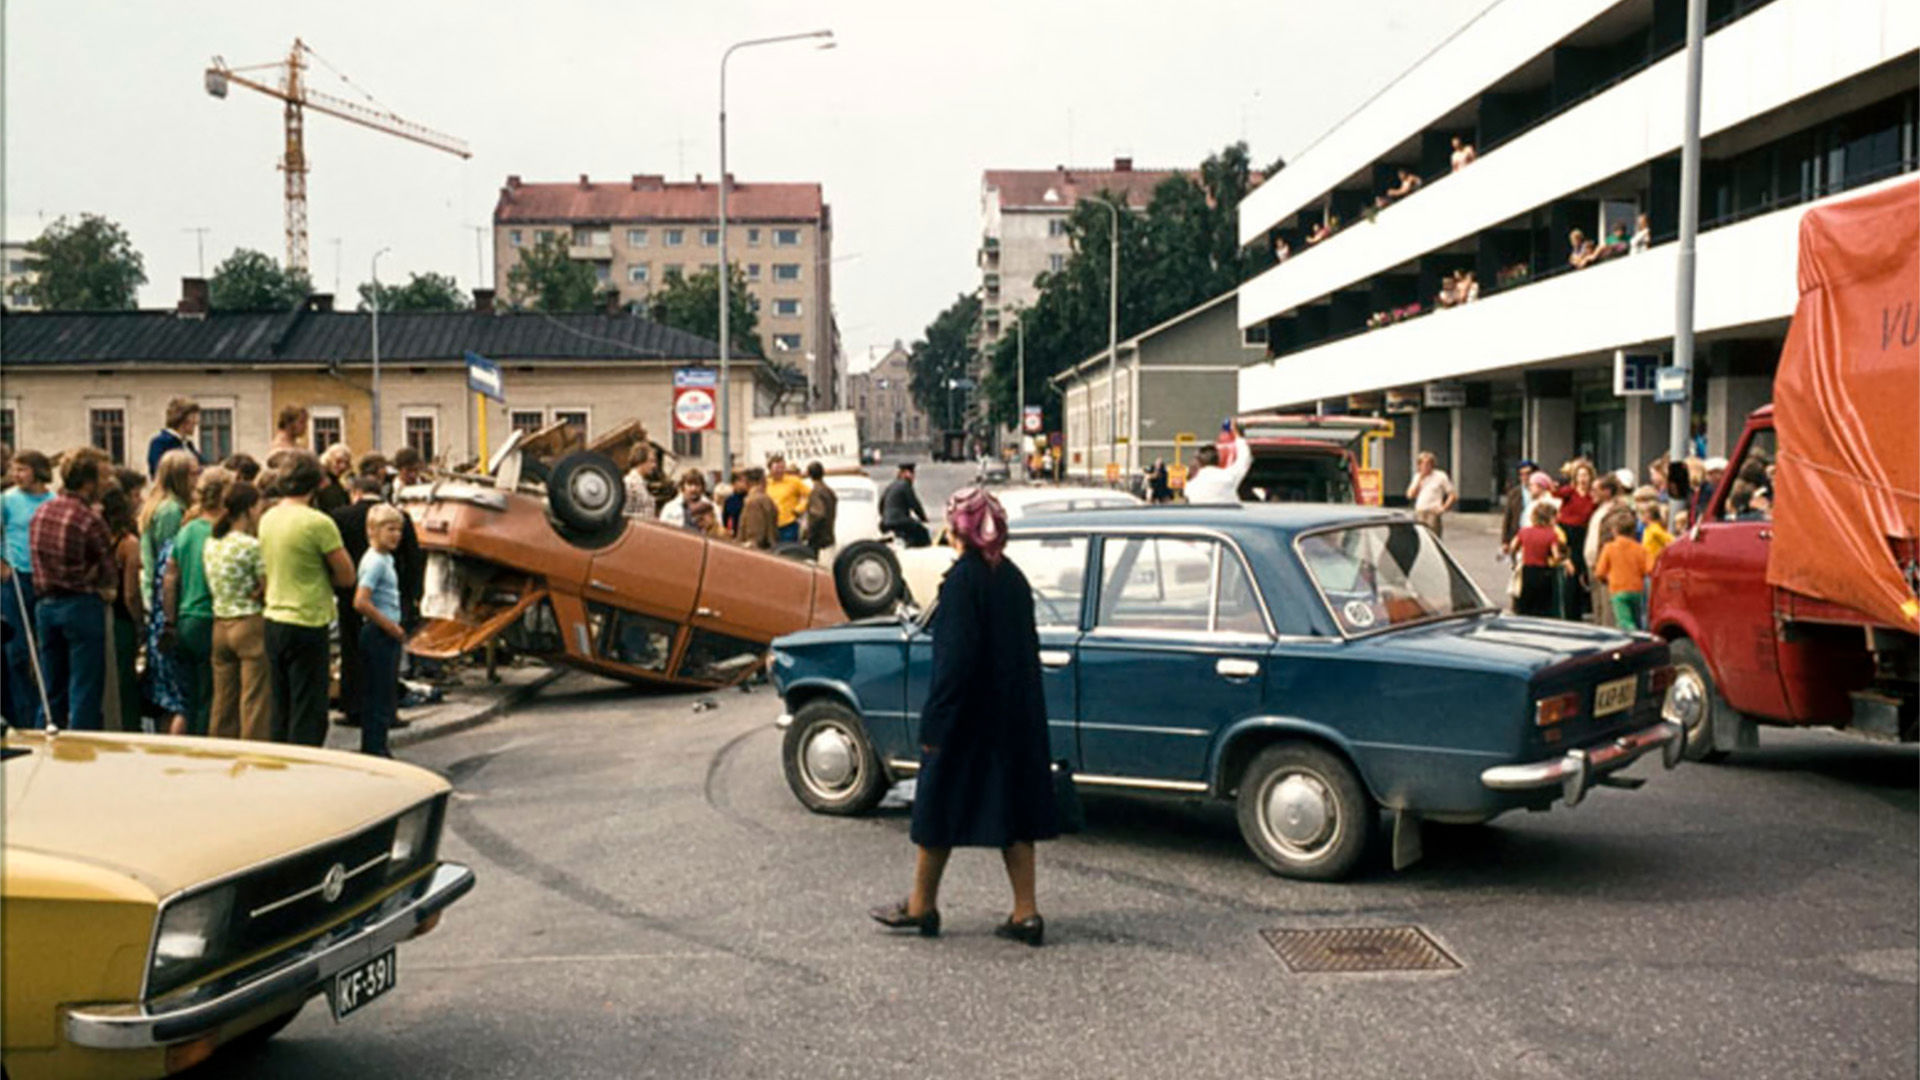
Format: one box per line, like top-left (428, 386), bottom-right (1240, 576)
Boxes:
top-left (673, 367), bottom-right (718, 433)
top-left (1023, 405), bottom-right (1043, 434)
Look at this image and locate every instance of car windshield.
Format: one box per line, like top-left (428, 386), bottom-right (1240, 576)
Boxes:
top-left (1296, 522), bottom-right (1490, 635)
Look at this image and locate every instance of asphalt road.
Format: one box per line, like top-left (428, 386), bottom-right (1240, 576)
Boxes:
top-left (242, 667), bottom-right (1915, 1079)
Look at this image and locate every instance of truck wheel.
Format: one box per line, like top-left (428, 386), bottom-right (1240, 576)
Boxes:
top-left (548, 452), bottom-right (626, 534)
top-left (782, 699), bottom-right (888, 815)
top-left (1235, 742), bottom-right (1376, 881)
top-left (833, 540), bottom-right (904, 619)
top-left (1666, 638), bottom-right (1730, 763)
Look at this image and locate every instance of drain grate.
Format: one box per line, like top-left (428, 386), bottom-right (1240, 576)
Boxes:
top-left (1260, 925), bottom-right (1461, 974)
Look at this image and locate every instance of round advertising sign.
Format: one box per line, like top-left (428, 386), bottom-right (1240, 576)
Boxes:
top-left (674, 387), bottom-right (717, 432)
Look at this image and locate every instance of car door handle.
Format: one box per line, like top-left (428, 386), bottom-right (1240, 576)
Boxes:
top-left (696, 606), bottom-right (721, 619)
top-left (1039, 650), bottom-right (1072, 668)
top-left (1216, 658), bottom-right (1259, 680)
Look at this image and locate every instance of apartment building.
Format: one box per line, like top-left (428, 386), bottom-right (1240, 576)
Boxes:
top-left (978, 159), bottom-right (1179, 347)
top-left (2, 241), bottom-right (38, 310)
top-left (848, 341), bottom-right (931, 453)
top-left (493, 173), bottom-right (839, 410)
top-left (1236, 0), bottom-right (1917, 506)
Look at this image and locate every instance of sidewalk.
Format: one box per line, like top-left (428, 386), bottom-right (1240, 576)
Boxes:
top-left (324, 660), bottom-right (564, 754)
top-left (1438, 510), bottom-right (1515, 603)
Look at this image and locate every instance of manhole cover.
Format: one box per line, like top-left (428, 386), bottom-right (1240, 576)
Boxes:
top-left (1260, 925), bottom-right (1461, 974)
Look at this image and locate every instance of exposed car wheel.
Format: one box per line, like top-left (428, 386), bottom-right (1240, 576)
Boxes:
top-left (782, 699), bottom-right (887, 815)
top-left (773, 541), bottom-right (816, 562)
top-left (1236, 742), bottom-right (1376, 881)
top-left (1666, 637), bottom-right (1731, 763)
top-left (833, 540), bottom-right (904, 618)
top-left (547, 452), bottom-right (625, 534)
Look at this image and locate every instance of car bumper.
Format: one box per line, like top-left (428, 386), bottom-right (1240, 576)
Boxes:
top-left (65, 862), bottom-right (475, 1050)
top-left (1480, 720), bottom-right (1683, 807)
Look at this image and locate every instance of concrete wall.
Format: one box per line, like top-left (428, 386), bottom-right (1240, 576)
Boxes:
top-left (2, 370), bottom-right (275, 466)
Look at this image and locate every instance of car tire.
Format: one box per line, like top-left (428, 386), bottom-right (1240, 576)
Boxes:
top-left (782, 699), bottom-right (888, 815)
top-left (1235, 742), bottom-right (1376, 881)
top-left (833, 540), bottom-right (904, 619)
top-left (1666, 637), bottom-right (1731, 763)
top-left (547, 452), bottom-right (625, 534)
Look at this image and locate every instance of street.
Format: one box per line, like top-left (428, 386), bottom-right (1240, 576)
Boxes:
top-left (241, 501), bottom-right (1917, 1080)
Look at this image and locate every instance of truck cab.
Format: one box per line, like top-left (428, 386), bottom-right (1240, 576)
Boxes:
top-left (1233, 413), bottom-right (1392, 505)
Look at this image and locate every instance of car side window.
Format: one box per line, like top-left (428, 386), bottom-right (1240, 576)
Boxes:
top-left (591, 602), bottom-right (674, 672)
top-left (1003, 535), bottom-right (1089, 629)
top-left (1215, 551), bottom-right (1268, 635)
top-left (1718, 428), bottom-right (1777, 523)
top-left (1096, 537), bottom-right (1216, 633)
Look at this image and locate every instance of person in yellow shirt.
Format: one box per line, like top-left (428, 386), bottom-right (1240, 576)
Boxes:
top-left (763, 453), bottom-right (810, 544)
top-left (1639, 502), bottom-right (1674, 565)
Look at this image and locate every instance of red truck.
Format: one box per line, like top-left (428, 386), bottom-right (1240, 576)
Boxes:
top-left (1232, 413), bottom-right (1393, 505)
top-left (1649, 180), bottom-right (1918, 760)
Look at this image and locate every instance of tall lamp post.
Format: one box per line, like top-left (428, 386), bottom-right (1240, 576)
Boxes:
top-left (1092, 198), bottom-right (1122, 478)
top-left (370, 246), bottom-right (391, 452)
top-left (718, 29), bottom-right (835, 478)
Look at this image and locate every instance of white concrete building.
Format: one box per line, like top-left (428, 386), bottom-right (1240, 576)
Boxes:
top-left (1236, 0), bottom-right (1917, 507)
top-left (3, 241), bottom-right (39, 310)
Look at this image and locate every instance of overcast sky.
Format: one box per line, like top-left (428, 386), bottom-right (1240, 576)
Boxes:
top-left (5, 0), bottom-right (1487, 371)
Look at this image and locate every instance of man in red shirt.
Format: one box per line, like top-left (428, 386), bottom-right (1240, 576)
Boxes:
top-left (29, 451), bottom-right (117, 729)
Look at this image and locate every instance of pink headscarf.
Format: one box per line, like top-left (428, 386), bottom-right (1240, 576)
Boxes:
top-left (945, 486), bottom-right (1008, 566)
top-left (1527, 471), bottom-right (1555, 493)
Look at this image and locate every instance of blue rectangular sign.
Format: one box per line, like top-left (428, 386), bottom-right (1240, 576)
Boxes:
top-left (674, 367), bottom-right (718, 389)
top-left (466, 351), bottom-right (504, 402)
top-left (1653, 366), bottom-right (1688, 405)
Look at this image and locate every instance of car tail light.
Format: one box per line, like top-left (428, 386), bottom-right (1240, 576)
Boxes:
top-left (1648, 665), bottom-right (1677, 694)
top-left (1535, 691), bottom-right (1582, 727)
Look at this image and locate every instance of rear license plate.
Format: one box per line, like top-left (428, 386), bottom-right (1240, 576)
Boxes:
top-left (1594, 676), bottom-right (1638, 717)
top-left (329, 948), bottom-right (397, 1021)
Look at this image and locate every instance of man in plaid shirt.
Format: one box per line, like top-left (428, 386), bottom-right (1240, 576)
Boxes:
top-left (29, 451), bottom-right (116, 730)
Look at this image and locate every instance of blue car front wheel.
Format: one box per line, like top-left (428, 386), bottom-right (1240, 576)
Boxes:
top-left (782, 699), bottom-right (888, 815)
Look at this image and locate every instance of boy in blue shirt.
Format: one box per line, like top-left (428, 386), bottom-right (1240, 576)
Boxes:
top-left (351, 503), bottom-right (406, 756)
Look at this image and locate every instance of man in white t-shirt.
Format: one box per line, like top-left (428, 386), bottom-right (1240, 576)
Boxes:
top-left (1183, 421), bottom-right (1252, 505)
top-left (1407, 451), bottom-right (1457, 536)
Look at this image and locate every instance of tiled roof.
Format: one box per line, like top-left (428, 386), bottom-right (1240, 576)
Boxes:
top-left (0, 308), bottom-right (758, 366)
top-left (494, 175), bottom-right (825, 224)
top-left (983, 165), bottom-right (1188, 211)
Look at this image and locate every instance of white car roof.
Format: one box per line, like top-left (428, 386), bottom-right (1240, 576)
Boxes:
top-left (994, 486), bottom-right (1143, 519)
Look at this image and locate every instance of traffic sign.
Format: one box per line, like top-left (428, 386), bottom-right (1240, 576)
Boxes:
top-left (673, 367), bottom-right (719, 433)
top-left (1168, 462), bottom-right (1189, 490)
top-left (1023, 405), bottom-right (1043, 433)
top-left (1654, 366), bottom-right (1688, 404)
top-left (465, 351), bottom-right (504, 402)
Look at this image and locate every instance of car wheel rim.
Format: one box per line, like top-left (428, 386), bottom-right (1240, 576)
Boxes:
top-left (800, 722), bottom-right (861, 800)
top-left (1665, 666), bottom-right (1706, 736)
top-left (1259, 770), bottom-right (1338, 860)
top-left (849, 554), bottom-right (892, 601)
top-left (571, 470), bottom-right (612, 512)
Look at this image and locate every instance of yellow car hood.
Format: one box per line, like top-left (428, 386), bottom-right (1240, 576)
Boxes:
top-left (3, 731), bottom-right (448, 899)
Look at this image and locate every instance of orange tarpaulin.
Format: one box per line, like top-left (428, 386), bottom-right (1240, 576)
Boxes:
top-left (1768, 179), bottom-right (1920, 631)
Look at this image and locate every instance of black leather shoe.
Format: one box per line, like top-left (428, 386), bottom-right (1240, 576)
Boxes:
top-left (993, 914), bottom-right (1045, 947)
top-left (869, 901), bottom-right (940, 938)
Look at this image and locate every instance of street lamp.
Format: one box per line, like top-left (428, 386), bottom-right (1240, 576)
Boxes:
top-left (718, 29), bottom-right (835, 478)
top-left (370, 246), bottom-right (392, 452)
top-left (1091, 198), bottom-right (1122, 478)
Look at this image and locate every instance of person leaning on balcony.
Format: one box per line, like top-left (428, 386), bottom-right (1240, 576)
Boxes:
top-left (1386, 167), bottom-right (1422, 200)
top-left (1450, 136), bottom-right (1476, 171)
top-left (736, 467), bottom-right (778, 550)
top-left (1568, 229), bottom-right (1598, 269)
top-left (1631, 213), bottom-right (1652, 254)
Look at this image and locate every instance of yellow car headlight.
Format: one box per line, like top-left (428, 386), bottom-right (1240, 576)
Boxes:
top-left (151, 885), bottom-right (235, 992)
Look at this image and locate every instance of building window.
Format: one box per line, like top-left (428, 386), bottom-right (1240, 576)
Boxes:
top-left (310, 406), bottom-right (345, 455)
top-left (553, 409), bottom-right (589, 439)
top-left (773, 298), bottom-right (801, 317)
top-left (773, 333), bottom-right (803, 352)
top-left (747, 263), bottom-right (762, 281)
top-left (89, 407), bottom-right (127, 465)
top-left (1048, 219), bottom-right (1069, 237)
top-left (510, 410), bottom-right (545, 434)
top-left (746, 228), bottom-right (761, 247)
top-left (573, 227), bottom-right (610, 248)
top-left (403, 409), bottom-right (438, 463)
top-left (594, 263), bottom-right (612, 284)
top-left (510, 230), bottom-right (523, 246)
top-left (200, 406), bottom-right (234, 461)
top-left (1242, 324), bottom-right (1269, 347)
top-left (665, 229), bottom-right (684, 247)
top-left (628, 263), bottom-right (650, 284)
top-left (1048, 253), bottom-right (1066, 273)
top-left (773, 263), bottom-right (801, 282)
top-left (701, 228), bottom-right (720, 247)
top-left (536, 229), bottom-right (554, 243)
top-left (664, 264), bottom-right (684, 282)
top-left (0, 405), bottom-right (15, 451)
top-left (627, 228), bottom-right (648, 247)
top-left (774, 228), bottom-right (802, 247)
top-left (672, 431), bottom-right (703, 458)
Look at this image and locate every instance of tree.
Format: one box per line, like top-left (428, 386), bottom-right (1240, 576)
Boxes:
top-left (645, 265), bottom-right (763, 357)
top-left (209, 248), bottom-right (312, 311)
top-left (358, 271), bottom-right (468, 312)
top-left (504, 233), bottom-right (598, 312)
top-left (907, 292), bottom-right (982, 430)
top-left (23, 213), bottom-right (147, 310)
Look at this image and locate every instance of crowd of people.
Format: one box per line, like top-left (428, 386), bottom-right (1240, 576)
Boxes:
top-left (622, 448), bottom-right (843, 556)
top-left (1, 398), bottom-right (435, 757)
top-left (1498, 449), bottom-right (1770, 630)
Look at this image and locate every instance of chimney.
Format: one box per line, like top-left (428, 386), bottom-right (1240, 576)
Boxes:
top-left (177, 277), bottom-right (210, 317)
top-left (506, 174), bottom-right (522, 188)
top-left (305, 293), bottom-right (334, 313)
top-left (1113, 156), bottom-right (1133, 172)
top-left (578, 173), bottom-right (591, 188)
top-left (695, 173), bottom-right (704, 188)
top-left (473, 287), bottom-right (495, 314)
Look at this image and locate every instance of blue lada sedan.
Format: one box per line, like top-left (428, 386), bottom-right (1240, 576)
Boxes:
top-left (769, 505), bottom-right (1682, 880)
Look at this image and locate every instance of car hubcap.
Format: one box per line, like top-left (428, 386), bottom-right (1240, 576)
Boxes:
top-left (801, 723), bottom-right (860, 799)
top-left (1665, 667), bottom-right (1706, 735)
top-left (849, 554), bottom-right (891, 600)
top-left (1262, 771), bottom-right (1336, 857)
top-left (571, 470), bottom-right (612, 511)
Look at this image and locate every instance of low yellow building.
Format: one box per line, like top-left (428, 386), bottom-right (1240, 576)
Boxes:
top-left (1, 286), bottom-right (779, 471)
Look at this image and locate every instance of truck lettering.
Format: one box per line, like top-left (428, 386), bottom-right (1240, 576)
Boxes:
top-left (1883, 300), bottom-right (1917, 352)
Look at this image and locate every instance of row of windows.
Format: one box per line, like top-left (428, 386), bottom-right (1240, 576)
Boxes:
top-left (508, 226), bottom-right (805, 249)
top-left (1, 405), bottom-right (439, 467)
top-left (621, 262), bottom-right (807, 291)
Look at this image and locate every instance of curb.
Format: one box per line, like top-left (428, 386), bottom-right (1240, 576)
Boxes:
top-left (389, 667), bottom-right (567, 750)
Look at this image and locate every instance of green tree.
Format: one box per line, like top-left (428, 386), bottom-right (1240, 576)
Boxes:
top-left (23, 213), bottom-right (147, 310)
top-left (358, 271), bottom-right (468, 312)
top-left (504, 233), bottom-right (598, 312)
top-left (907, 292), bottom-right (983, 429)
top-left (209, 248), bottom-right (311, 311)
top-left (645, 265), bottom-right (763, 357)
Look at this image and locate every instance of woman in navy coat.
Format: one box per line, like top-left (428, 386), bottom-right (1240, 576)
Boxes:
top-left (871, 487), bottom-right (1059, 945)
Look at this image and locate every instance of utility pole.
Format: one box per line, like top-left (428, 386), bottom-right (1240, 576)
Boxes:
top-left (329, 237), bottom-right (342, 297)
top-left (470, 225), bottom-right (488, 289)
top-left (1670, 0), bottom-right (1706, 462)
top-left (1016, 311), bottom-right (1026, 464)
top-left (1097, 198), bottom-right (1121, 479)
top-left (182, 227), bottom-right (211, 277)
top-left (370, 247), bottom-right (391, 451)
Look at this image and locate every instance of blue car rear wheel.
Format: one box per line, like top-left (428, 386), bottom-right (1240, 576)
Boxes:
top-left (1236, 742), bottom-right (1376, 881)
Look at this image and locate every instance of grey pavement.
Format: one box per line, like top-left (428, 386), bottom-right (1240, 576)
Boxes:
top-left (248, 664), bottom-right (1916, 1080)
top-left (323, 659), bottom-right (563, 755)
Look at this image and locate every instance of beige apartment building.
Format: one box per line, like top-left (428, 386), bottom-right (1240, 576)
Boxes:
top-left (3, 241), bottom-right (39, 310)
top-left (493, 174), bottom-right (840, 410)
top-left (848, 342), bottom-right (931, 453)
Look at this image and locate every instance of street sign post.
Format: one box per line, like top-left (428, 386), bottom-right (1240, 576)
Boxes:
top-left (1654, 366), bottom-right (1689, 404)
top-left (465, 351), bottom-right (502, 475)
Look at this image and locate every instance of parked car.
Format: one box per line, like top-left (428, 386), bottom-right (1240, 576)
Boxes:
top-left (770, 505), bottom-right (1682, 880)
top-left (1234, 413), bottom-right (1393, 505)
top-left (894, 485), bottom-right (1144, 606)
top-left (1, 728), bottom-right (472, 1079)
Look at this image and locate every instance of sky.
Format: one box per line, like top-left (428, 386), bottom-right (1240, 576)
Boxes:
top-left (4, 0), bottom-right (1489, 372)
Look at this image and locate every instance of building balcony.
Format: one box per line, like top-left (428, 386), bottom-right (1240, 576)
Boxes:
top-left (569, 241), bottom-right (613, 261)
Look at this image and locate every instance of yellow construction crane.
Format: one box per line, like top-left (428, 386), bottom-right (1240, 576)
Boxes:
top-left (205, 38), bottom-right (471, 273)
